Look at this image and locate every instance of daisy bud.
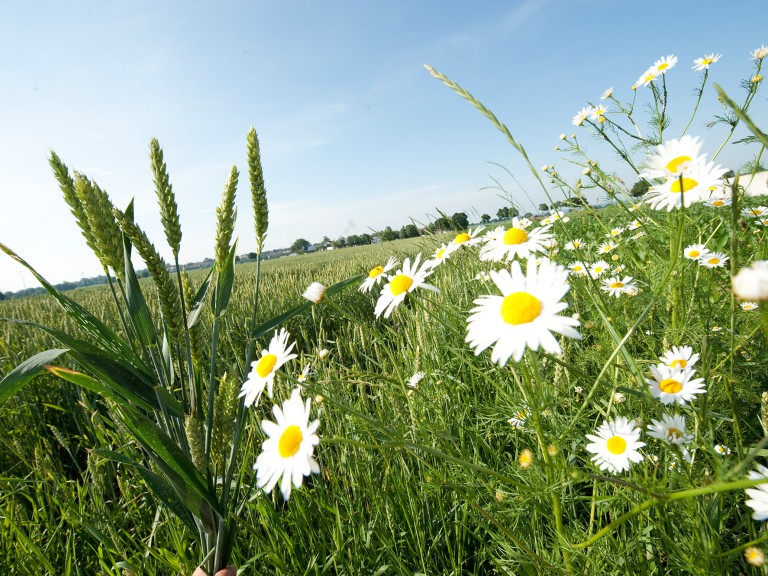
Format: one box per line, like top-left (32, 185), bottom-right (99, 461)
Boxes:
top-left (732, 260), bottom-right (768, 301)
top-left (547, 444), bottom-right (559, 457)
top-left (559, 133), bottom-right (567, 140)
top-left (541, 165), bottom-right (549, 172)
top-left (518, 448), bottom-right (534, 469)
top-left (583, 167), bottom-right (591, 175)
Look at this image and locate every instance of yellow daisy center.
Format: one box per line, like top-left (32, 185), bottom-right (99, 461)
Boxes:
top-left (256, 353), bottom-right (278, 378)
top-left (503, 227), bottom-right (529, 245)
top-left (671, 177), bottom-right (698, 193)
top-left (500, 292), bottom-right (542, 325)
top-left (606, 435), bottom-right (627, 455)
top-left (278, 425), bottom-right (303, 458)
top-left (688, 250), bottom-right (700, 258)
top-left (573, 265), bottom-right (583, 271)
top-left (594, 266), bottom-right (604, 274)
top-left (667, 428), bottom-right (683, 441)
top-left (436, 248), bottom-right (445, 259)
top-left (657, 63), bottom-right (669, 71)
top-left (390, 274), bottom-right (413, 296)
top-left (659, 378), bottom-right (683, 394)
top-left (609, 282), bottom-right (624, 289)
top-left (670, 358), bottom-right (687, 368)
top-left (707, 257), bottom-right (720, 265)
top-left (454, 232), bottom-right (471, 244)
top-left (666, 155), bottom-right (691, 173)
top-left (712, 200), bottom-right (724, 206)
top-left (368, 265), bottom-right (384, 278)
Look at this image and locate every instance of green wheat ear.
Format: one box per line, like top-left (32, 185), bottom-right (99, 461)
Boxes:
top-left (149, 138), bottom-right (183, 257)
top-left (247, 127), bottom-right (269, 253)
top-left (113, 207), bottom-right (184, 342)
top-left (215, 166), bottom-right (239, 267)
top-left (49, 151), bottom-right (99, 257)
top-left (73, 172), bottom-right (125, 280)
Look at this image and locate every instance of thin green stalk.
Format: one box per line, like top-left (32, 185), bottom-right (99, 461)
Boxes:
top-left (680, 70), bottom-right (709, 137)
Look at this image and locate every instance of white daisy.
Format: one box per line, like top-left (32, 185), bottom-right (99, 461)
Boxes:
top-left (600, 87), bottom-right (613, 100)
top-left (479, 218), bottom-right (553, 263)
top-left (644, 159), bottom-right (728, 211)
top-left (601, 275), bottom-right (637, 298)
top-left (713, 444), bottom-right (731, 456)
top-left (707, 195), bottom-right (731, 208)
top-left (591, 104), bottom-right (608, 122)
top-left (699, 252), bottom-right (729, 268)
top-left (640, 135), bottom-right (704, 180)
top-left (647, 365), bottom-right (706, 405)
top-left (683, 244), bottom-right (708, 261)
top-left (636, 67), bottom-right (658, 88)
top-left (302, 282), bottom-right (327, 303)
top-left (374, 254), bottom-right (439, 318)
top-left (254, 387), bottom-right (320, 500)
top-left (693, 53), bottom-right (721, 71)
top-left (752, 45), bottom-right (768, 61)
top-left (452, 225), bottom-right (486, 247)
top-left (589, 260), bottom-right (610, 279)
top-left (359, 257), bottom-right (398, 293)
top-left (585, 416), bottom-right (645, 474)
top-left (746, 464), bottom-right (768, 521)
top-left (465, 257), bottom-right (581, 365)
top-left (652, 54), bottom-right (678, 75)
top-left (598, 241), bottom-right (618, 254)
top-left (606, 227), bottom-right (625, 238)
top-left (507, 406), bottom-right (530, 430)
top-left (627, 219), bottom-right (643, 230)
top-left (647, 414), bottom-right (693, 446)
top-left (573, 106), bottom-right (593, 126)
top-left (240, 328), bottom-right (298, 407)
top-left (427, 241), bottom-right (461, 268)
top-left (732, 260), bottom-right (768, 301)
top-left (743, 206), bottom-right (768, 217)
top-left (741, 301), bottom-right (759, 311)
top-left (659, 345), bottom-right (699, 370)
top-left (568, 261), bottom-right (588, 277)
top-left (565, 238), bottom-right (586, 251)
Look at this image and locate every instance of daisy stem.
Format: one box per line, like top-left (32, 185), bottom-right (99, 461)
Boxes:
top-left (573, 476), bottom-right (768, 549)
top-left (679, 70), bottom-right (708, 139)
top-left (526, 352), bottom-right (574, 574)
top-left (727, 183), bottom-right (745, 454)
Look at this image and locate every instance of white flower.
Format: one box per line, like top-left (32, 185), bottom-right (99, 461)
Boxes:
top-left (651, 54), bottom-right (678, 75)
top-left (743, 206), bottom-right (768, 217)
top-left (302, 282), bottom-right (327, 303)
top-left (240, 328), bottom-right (298, 407)
top-left (713, 444), bottom-right (731, 456)
top-left (733, 261), bottom-right (768, 301)
top-left (752, 45), bottom-right (768, 61)
top-left (465, 257), bottom-right (581, 365)
top-left (568, 261), bottom-right (588, 277)
top-left (254, 387), bottom-right (320, 500)
top-left (588, 260), bottom-right (610, 279)
top-left (585, 416), bottom-right (645, 474)
top-left (374, 254), bottom-right (439, 318)
top-left (601, 276), bottom-right (637, 298)
top-left (707, 195), bottom-right (731, 208)
top-left (644, 159), bottom-right (727, 211)
top-left (565, 238), bottom-right (586, 251)
top-left (699, 252), bottom-right (729, 268)
top-left (683, 244), bottom-right (708, 261)
top-left (647, 365), bottom-right (706, 405)
top-left (359, 257), bottom-right (398, 293)
top-left (647, 414), bottom-right (692, 446)
top-left (408, 371), bottom-right (425, 388)
top-left (659, 345), bottom-right (699, 370)
top-left (746, 464), bottom-right (768, 520)
top-left (479, 218), bottom-right (553, 263)
top-left (640, 135), bottom-right (703, 179)
top-left (507, 406), bottom-right (530, 430)
top-left (573, 106), bottom-right (593, 126)
top-left (693, 53), bottom-right (721, 71)
top-left (452, 225), bottom-right (486, 247)
top-left (427, 241), bottom-right (461, 268)
top-left (600, 87), bottom-right (613, 100)
top-left (598, 241), bottom-right (618, 254)
top-left (636, 67), bottom-right (658, 87)
top-left (741, 301), bottom-right (759, 311)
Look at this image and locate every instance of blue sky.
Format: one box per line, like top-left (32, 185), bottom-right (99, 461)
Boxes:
top-left (1, 0), bottom-right (766, 293)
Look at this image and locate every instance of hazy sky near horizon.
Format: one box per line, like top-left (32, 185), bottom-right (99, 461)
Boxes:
top-left (1, 0), bottom-right (766, 293)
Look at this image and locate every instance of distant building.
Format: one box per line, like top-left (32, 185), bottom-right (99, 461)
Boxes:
top-left (724, 171), bottom-right (768, 196)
